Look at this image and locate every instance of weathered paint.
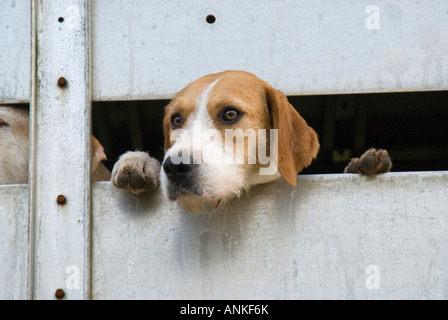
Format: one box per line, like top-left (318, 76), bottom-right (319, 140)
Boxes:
top-left (1, 1), bottom-right (448, 102)
top-left (91, 0), bottom-right (448, 100)
top-left (29, 0), bottom-right (91, 300)
top-left (0, 185), bottom-right (29, 300)
top-left (0, 0), bottom-right (447, 300)
top-left (2, 173), bottom-right (447, 299)
top-left (0, 0), bottom-right (31, 103)
top-left (91, 172), bottom-right (448, 299)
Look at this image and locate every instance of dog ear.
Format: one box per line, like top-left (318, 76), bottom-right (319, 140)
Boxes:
top-left (91, 135), bottom-right (107, 163)
top-left (266, 86), bottom-right (319, 186)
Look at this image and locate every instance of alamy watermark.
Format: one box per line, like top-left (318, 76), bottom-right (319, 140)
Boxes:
top-left (365, 265), bottom-right (380, 290)
top-left (168, 121), bottom-right (279, 175)
top-left (366, 5), bottom-right (380, 30)
top-left (65, 265), bottom-right (80, 290)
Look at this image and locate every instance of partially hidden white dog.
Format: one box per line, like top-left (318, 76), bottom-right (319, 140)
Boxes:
top-left (0, 105), bottom-right (110, 184)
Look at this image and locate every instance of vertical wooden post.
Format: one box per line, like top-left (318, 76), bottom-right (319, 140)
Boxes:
top-left (30, 0), bottom-right (91, 299)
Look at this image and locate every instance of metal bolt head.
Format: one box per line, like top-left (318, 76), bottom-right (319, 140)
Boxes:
top-left (57, 77), bottom-right (67, 87)
top-left (55, 288), bottom-right (65, 299)
top-left (57, 194), bottom-right (67, 205)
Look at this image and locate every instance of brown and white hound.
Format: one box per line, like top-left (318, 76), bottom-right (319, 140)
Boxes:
top-left (111, 70), bottom-right (392, 213)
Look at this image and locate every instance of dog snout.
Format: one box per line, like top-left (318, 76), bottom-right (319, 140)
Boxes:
top-left (163, 157), bottom-right (196, 183)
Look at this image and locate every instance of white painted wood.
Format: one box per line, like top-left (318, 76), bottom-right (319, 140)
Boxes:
top-left (0, 185), bottom-right (29, 299)
top-left (1, 0), bottom-right (447, 301)
top-left (91, 172), bottom-right (448, 299)
top-left (90, 0), bottom-right (448, 99)
top-left (1, 173), bottom-right (447, 299)
top-left (29, 0), bottom-right (91, 300)
top-left (0, 0), bottom-right (31, 103)
top-left (2, 0), bottom-right (448, 103)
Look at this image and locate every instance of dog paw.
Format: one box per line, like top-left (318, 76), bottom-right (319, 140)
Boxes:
top-left (344, 148), bottom-right (392, 175)
top-left (111, 151), bottom-right (160, 193)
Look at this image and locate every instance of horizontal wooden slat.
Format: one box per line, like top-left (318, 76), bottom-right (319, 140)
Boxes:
top-left (0, 185), bottom-right (30, 299)
top-left (92, 0), bottom-right (448, 100)
top-left (2, 173), bottom-right (448, 299)
top-left (91, 172), bottom-right (448, 299)
top-left (0, 0), bottom-right (31, 103)
top-left (1, 0), bottom-right (448, 102)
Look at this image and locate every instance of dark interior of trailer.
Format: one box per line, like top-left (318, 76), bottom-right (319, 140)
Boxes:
top-left (92, 90), bottom-right (448, 174)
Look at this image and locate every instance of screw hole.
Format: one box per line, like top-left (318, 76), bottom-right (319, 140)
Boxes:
top-left (58, 17), bottom-right (64, 23)
top-left (206, 14), bottom-right (216, 24)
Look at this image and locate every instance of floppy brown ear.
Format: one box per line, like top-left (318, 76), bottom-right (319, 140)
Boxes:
top-left (266, 86), bottom-right (319, 186)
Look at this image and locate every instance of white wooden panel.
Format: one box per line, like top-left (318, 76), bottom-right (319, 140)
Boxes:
top-left (89, 0), bottom-right (448, 99)
top-left (91, 172), bottom-right (448, 299)
top-left (1, 174), bottom-right (447, 299)
top-left (0, 185), bottom-right (29, 299)
top-left (0, 0), bottom-right (31, 103)
top-left (2, 1), bottom-right (448, 103)
top-left (29, 0), bottom-right (91, 299)
top-left (1, 0), bottom-right (447, 301)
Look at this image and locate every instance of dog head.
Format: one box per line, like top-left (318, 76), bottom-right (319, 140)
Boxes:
top-left (160, 71), bottom-right (319, 212)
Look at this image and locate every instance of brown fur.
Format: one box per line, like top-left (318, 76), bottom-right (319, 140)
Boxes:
top-left (163, 70), bottom-right (319, 186)
top-left (112, 70), bottom-right (392, 213)
top-left (264, 85), bottom-right (319, 186)
top-left (344, 148), bottom-right (392, 175)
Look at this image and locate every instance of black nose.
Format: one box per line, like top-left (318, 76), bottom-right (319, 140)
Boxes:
top-left (163, 157), bottom-right (195, 183)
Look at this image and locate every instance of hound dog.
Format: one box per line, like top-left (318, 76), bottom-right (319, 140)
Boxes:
top-left (0, 105), bottom-right (110, 184)
top-left (111, 70), bottom-right (392, 213)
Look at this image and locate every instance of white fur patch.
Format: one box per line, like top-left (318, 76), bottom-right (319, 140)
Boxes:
top-left (0, 106), bottom-right (29, 184)
top-left (162, 78), bottom-right (250, 209)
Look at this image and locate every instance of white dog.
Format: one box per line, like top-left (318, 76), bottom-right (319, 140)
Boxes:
top-left (0, 105), bottom-right (110, 184)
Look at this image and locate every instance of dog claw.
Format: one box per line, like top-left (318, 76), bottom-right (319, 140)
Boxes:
top-left (344, 148), bottom-right (392, 175)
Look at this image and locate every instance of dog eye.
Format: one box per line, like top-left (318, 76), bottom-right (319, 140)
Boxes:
top-left (222, 108), bottom-right (240, 122)
top-left (171, 114), bottom-right (183, 128)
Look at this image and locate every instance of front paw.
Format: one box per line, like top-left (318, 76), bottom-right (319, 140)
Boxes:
top-left (111, 151), bottom-right (160, 193)
top-left (344, 148), bottom-right (392, 175)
